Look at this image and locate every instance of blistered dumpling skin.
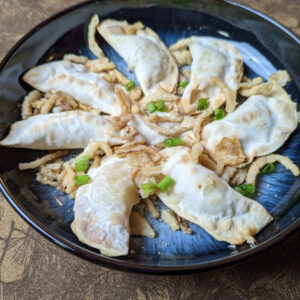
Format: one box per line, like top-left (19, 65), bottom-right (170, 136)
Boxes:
top-left (158, 147), bottom-right (273, 245)
top-left (23, 60), bottom-right (122, 116)
top-left (71, 157), bottom-right (138, 256)
top-left (202, 83), bottom-right (297, 165)
top-left (179, 37), bottom-right (243, 114)
top-left (0, 111), bottom-right (132, 149)
top-left (98, 19), bottom-right (178, 95)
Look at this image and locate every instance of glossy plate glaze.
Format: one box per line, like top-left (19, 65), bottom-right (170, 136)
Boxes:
top-left (0, 0), bottom-right (299, 274)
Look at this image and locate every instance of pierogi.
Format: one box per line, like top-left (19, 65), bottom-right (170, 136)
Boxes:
top-left (71, 156), bottom-right (138, 256)
top-left (202, 83), bottom-right (297, 166)
top-left (175, 37), bottom-right (243, 114)
top-left (98, 19), bottom-right (178, 95)
top-left (0, 111), bottom-right (136, 149)
top-left (23, 60), bottom-right (123, 116)
top-left (158, 147), bottom-right (273, 244)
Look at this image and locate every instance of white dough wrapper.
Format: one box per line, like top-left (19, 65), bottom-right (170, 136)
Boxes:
top-left (23, 60), bottom-right (122, 116)
top-left (71, 156), bottom-right (138, 256)
top-left (158, 147), bottom-right (273, 245)
top-left (180, 37), bottom-right (243, 113)
top-left (0, 111), bottom-right (136, 149)
top-left (202, 84), bottom-right (297, 164)
top-left (98, 19), bottom-right (178, 95)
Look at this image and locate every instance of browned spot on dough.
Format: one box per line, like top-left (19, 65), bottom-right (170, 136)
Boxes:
top-left (110, 213), bottom-right (123, 225)
top-left (213, 136), bottom-right (246, 166)
top-left (180, 154), bottom-right (190, 164)
top-left (57, 74), bottom-right (67, 80)
top-left (249, 228), bottom-right (258, 236)
top-left (241, 111), bottom-right (258, 125)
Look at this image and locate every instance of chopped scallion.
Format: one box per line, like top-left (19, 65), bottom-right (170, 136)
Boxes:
top-left (157, 175), bottom-right (175, 192)
top-left (147, 101), bottom-right (157, 113)
top-left (164, 137), bottom-right (183, 147)
top-left (157, 99), bottom-right (166, 112)
top-left (125, 80), bottom-right (136, 91)
top-left (75, 155), bottom-right (89, 173)
top-left (197, 98), bottom-right (208, 111)
top-left (74, 174), bottom-right (90, 185)
top-left (234, 184), bottom-right (255, 197)
top-left (178, 80), bottom-right (189, 88)
top-left (261, 163), bottom-right (275, 174)
top-left (141, 182), bottom-right (157, 194)
top-left (214, 108), bottom-right (225, 120)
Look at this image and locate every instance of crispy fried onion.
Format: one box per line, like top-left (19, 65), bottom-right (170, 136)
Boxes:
top-left (239, 77), bottom-right (263, 90)
top-left (221, 166), bottom-right (237, 183)
top-left (74, 141), bottom-right (112, 165)
top-left (161, 210), bottom-right (180, 231)
top-left (238, 81), bottom-right (274, 97)
top-left (110, 87), bottom-right (132, 129)
top-left (144, 198), bottom-right (160, 219)
top-left (148, 112), bottom-right (183, 123)
top-left (212, 136), bottom-right (246, 167)
top-left (115, 143), bottom-right (161, 162)
top-left (130, 211), bottom-right (155, 238)
top-left (18, 150), bottom-right (68, 170)
top-left (129, 86), bottom-right (143, 101)
top-left (246, 154), bottom-right (300, 185)
top-left (122, 21), bottom-right (144, 35)
top-left (198, 153), bottom-right (217, 172)
top-left (191, 142), bottom-right (204, 164)
top-left (230, 166), bottom-right (249, 186)
top-left (180, 76), bottom-right (236, 114)
top-left (193, 108), bottom-right (213, 141)
top-left (85, 57), bottom-right (115, 73)
top-left (36, 159), bottom-right (64, 188)
top-left (28, 90), bottom-right (101, 116)
top-left (180, 131), bottom-right (197, 147)
top-left (87, 14), bottom-right (104, 58)
top-left (58, 162), bottom-right (77, 199)
top-left (142, 114), bottom-right (188, 136)
top-left (268, 70), bottom-right (291, 87)
top-left (21, 90), bottom-right (42, 119)
top-left (64, 53), bottom-right (115, 73)
top-left (101, 69), bottom-right (129, 85)
top-left (140, 92), bottom-right (179, 105)
top-left (177, 215), bottom-right (192, 234)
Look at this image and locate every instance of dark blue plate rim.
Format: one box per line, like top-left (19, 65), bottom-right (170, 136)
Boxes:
top-left (0, 0), bottom-right (299, 274)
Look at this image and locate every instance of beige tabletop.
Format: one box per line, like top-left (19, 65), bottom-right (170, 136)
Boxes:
top-left (0, 0), bottom-right (300, 299)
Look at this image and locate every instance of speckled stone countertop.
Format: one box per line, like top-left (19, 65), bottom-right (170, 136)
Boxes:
top-left (0, 1), bottom-right (300, 299)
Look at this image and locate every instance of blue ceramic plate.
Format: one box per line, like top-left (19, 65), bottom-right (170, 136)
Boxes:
top-left (0, 0), bottom-right (300, 273)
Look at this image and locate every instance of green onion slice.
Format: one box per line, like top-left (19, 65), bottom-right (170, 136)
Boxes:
top-left (125, 80), bottom-right (136, 91)
top-left (214, 108), bottom-right (226, 120)
top-left (164, 137), bottom-right (183, 147)
top-left (141, 182), bottom-right (157, 194)
top-left (197, 98), bottom-right (208, 111)
top-left (75, 155), bottom-right (89, 173)
top-left (157, 175), bottom-right (175, 193)
top-left (234, 184), bottom-right (255, 197)
top-left (157, 99), bottom-right (167, 112)
top-left (261, 163), bottom-right (275, 174)
top-left (74, 174), bottom-right (90, 185)
top-left (178, 81), bottom-right (189, 88)
top-left (146, 101), bottom-right (157, 113)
